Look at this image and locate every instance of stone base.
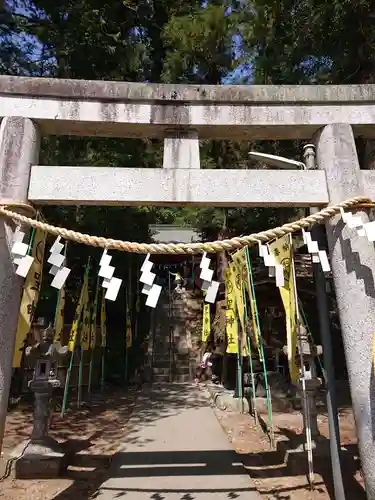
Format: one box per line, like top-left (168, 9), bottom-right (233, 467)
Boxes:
top-left (278, 436), bottom-right (338, 474)
top-left (206, 384), bottom-right (250, 413)
top-left (10, 437), bottom-right (66, 479)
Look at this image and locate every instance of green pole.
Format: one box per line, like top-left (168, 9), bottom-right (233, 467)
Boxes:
top-left (246, 248), bottom-right (275, 447)
top-left (192, 256), bottom-right (195, 290)
top-left (124, 256), bottom-right (132, 384)
top-left (100, 286), bottom-right (107, 393)
top-left (243, 284), bottom-right (258, 425)
top-left (77, 257), bottom-right (91, 408)
top-left (62, 256), bottom-right (90, 418)
top-left (54, 291), bottom-right (61, 329)
top-left (88, 348), bottom-right (94, 398)
top-left (125, 292), bottom-right (128, 387)
top-left (61, 342), bottom-right (76, 418)
top-left (124, 294), bottom-right (129, 386)
top-left (101, 346), bottom-right (105, 392)
top-left (88, 275), bottom-right (100, 397)
top-left (77, 345), bottom-right (84, 408)
top-left (236, 316), bottom-right (244, 412)
top-left (134, 260), bottom-right (140, 342)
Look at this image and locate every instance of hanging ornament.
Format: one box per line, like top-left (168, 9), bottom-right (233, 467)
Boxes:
top-left (205, 281), bottom-right (220, 303)
top-left (139, 254), bottom-right (162, 308)
top-left (140, 254), bottom-right (156, 287)
top-left (48, 236), bottom-right (71, 289)
top-left (199, 252), bottom-right (219, 303)
top-left (145, 284), bottom-right (162, 308)
top-left (98, 249), bottom-right (122, 301)
top-left (259, 241), bottom-right (284, 287)
top-left (11, 230), bottom-right (34, 278)
top-left (301, 229), bottom-right (331, 273)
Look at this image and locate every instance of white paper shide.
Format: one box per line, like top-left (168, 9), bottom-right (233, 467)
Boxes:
top-left (11, 230), bottom-right (35, 278)
top-left (98, 249), bottom-right (122, 301)
top-left (199, 252), bottom-right (219, 303)
top-left (260, 241), bottom-right (284, 287)
top-left (48, 236), bottom-right (71, 289)
top-left (301, 229), bottom-right (331, 273)
top-left (140, 254), bottom-right (162, 308)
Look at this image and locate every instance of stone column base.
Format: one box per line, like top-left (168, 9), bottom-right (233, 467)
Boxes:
top-left (278, 435), bottom-right (343, 475)
top-left (10, 436), bottom-right (66, 479)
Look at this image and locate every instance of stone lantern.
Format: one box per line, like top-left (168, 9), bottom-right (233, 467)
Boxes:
top-left (11, 323), bottom-right (68, 479)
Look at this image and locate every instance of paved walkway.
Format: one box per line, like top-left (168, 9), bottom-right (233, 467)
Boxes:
top-left (95, 383), bottom-right (261, 499)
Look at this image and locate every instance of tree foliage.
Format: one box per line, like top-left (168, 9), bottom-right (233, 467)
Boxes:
top-left (3, 0), bottom-right (364, 380)
top-left (1, 0), bottom-right (330, 309)
top-left (243, 0), bottom-right (375, 85)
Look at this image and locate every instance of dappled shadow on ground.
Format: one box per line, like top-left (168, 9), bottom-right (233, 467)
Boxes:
top-left (50, 383), bottom-right (258, 500)
top-left (3, 388), bottom-right (137, 458)
top-left (213, 398), bottom-right (365, 500)
top-left (7, 383), bottom-right (203, 456)
top-left (238, 425), bottom-right (365, 500)
top-left (4, 383), bottom-right (363, 500)
top-left (2, 406), bottom-right (34, 450)
top-left (123, 383), bottom-right (207, 447)
top-left (53, 449), bottom-right (258, 500)
top-left (1, 387), bottom-right (137, 499)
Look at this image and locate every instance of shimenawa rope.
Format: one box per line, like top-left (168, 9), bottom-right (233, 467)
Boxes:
top-left (0, 196), bottom-right (373, 255)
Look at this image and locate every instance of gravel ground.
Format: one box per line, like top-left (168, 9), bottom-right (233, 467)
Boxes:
top-left (0, 386), bottom-right (365, 500)
top-left (213, 403), bottom-right (365, 499)
top-left (0, 388), bottom-right (136, 500)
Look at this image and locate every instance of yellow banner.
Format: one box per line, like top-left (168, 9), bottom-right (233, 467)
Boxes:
top-left (268, 234), bottom-right (298, 383)
top-left (68, 267), bottom-right (89, 352)
top-left (81, 286), bottom-right (91, 350)
top-left (232, 248), bottom-right (261, 358)
top-left (232, 248), bottom-right (250, 296)
top-left (126, 303), bottom-right (132, 348)
top-left (100, 289), bottom-right (107, 347)
top-left (54, 285), bottom-right (66, 343)
top-left (201, 303), bottom-right (211, 342)
top-left (225, 268), bottom-right (239, 354)
top-left (13, 229), bottom-right (46, 368)
top-left (90, 284), bottom-right (99, 349)
top-left (229, 262), bottom-right (246, 342)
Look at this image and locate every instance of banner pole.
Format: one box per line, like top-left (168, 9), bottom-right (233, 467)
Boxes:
top-left (101, 346), bottom-right (105, 392)
top-left (100, 288), bottom-right (107, 392)
top-left (236, 315), bottom-right (244, 412)
top-left (77, 257), bottom-right (91, 408)
top-left (87, 346), bottom-right (94, 398)
top-left (246, 248), bottom-right (275, 447)
top-left (77, 345), bottom-right (84, 408)
top-left (242, 284), bottom-right (258, 425)
top-left (61, 258), bottom-right (90, 415)
top-left (61, 338), bottom-right (76, 417)
top-left (88, 275), bottom-right (100, 397)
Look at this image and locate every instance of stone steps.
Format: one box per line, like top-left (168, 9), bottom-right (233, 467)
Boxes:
top-left (153, 366), bottom-right (191, 376)
top-left (153, 373), bottom-right (191, 383)
top-left (147, 290), bottom-right (201, 385)
top-left (153, 361), bottom-right (190, 370)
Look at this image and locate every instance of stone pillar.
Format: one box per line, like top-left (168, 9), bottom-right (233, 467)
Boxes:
top-left (314, 123), bottom-right (375, 498)
top-left (163, 130), bottom-right (200, 169)
top-left (0, 117), bottom-right (40, 454)
top-left (31, 390), bottom-right (50, 441)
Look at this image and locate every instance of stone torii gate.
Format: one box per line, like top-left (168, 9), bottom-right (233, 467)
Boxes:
top-left (1, 76), bottom-right (375, 496)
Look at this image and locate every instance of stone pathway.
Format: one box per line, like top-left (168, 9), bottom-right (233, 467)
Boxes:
top-left (94, 383), bottom-right (261, 499)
